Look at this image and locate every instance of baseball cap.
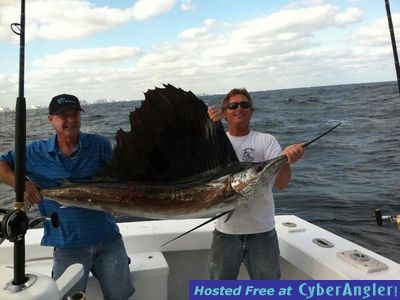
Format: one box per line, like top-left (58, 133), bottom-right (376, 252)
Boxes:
top-left (49, 94), bottom-right (84, 115)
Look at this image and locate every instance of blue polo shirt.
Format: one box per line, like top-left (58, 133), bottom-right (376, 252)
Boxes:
top-left (0, 133), bottom-right (121, 247)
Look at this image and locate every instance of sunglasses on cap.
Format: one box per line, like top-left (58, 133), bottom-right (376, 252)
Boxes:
top-left (226, 101), bottom-right (252, 110)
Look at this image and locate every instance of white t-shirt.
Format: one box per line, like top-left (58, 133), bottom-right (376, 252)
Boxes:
top-left (215, 130), bottom-right (282, 234)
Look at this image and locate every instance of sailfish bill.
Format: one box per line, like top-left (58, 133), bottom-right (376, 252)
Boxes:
top-left (41, 156), bottom-right (287, 219)
top-left (40, 84), bottom-right (287, 219)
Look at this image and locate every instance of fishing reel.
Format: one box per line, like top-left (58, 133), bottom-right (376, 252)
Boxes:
top-left (0, 208), bottom-right (59, 245)
top-left (0, 208), bottom-right (29, 245)
top-left (375, 209), bottom-right (400, 229)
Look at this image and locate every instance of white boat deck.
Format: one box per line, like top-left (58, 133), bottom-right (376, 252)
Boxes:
top-left (1, 215), bottom-right (399, 299)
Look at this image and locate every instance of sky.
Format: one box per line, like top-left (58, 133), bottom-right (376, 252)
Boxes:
top-left (1, 0), bottom-right (400, 108)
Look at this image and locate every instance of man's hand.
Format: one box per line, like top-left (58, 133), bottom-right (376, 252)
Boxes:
top-left (25, 181), bottom-right (43, 206)
top-left (282, 143), bottom-right (305, 164)
top-left (207, 107), bottom-right (224, 123)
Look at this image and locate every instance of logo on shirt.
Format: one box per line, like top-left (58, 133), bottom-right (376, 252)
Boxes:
top-left (241, 147), bottom-right (255, 162)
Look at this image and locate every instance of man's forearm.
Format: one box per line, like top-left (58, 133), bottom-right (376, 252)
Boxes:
top-left (274, 163), bottom-right (291, 190)
top-left (0, 161), bottom-right (16, 188)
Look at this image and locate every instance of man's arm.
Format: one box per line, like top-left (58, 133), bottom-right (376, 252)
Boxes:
top-left (274, 143), bottom-right (304, 190)
top-left (0, 160), bottom-right (42, 206)
top-left (0, 160), bottom-right (16, 188)
top-left (274, 162), bottom-right (291, 190)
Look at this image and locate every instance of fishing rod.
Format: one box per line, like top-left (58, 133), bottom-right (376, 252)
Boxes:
top-left (161, 123), bottom-right (342, 246)
top-left (302, 122), bottom-right (341, 148)
top-left (385, 0), bottom-right (400, 95)
top-left (1, 0), bottom-right (29, 287)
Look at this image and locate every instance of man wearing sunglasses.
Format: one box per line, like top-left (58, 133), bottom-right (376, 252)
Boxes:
top-left (207, 88), bottom-right (304, 280)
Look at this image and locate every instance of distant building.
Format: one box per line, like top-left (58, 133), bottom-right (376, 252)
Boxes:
top-left (0, 106), bottom-right (14, 112)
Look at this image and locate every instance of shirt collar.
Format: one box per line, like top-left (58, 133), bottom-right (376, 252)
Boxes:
top-left (46, 134), bottom-right (57, 153)
top-left (46, 133), bottom-right (87, 153)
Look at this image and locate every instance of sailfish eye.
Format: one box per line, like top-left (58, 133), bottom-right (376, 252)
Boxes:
top-left (255, 165), bottom-right (263, 172)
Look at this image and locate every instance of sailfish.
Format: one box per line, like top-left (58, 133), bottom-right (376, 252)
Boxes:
top-left (40, 84), bottom-right (288, 219)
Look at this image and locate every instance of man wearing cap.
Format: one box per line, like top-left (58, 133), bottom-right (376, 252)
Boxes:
top-left (0, 94), bottom-right (135, 299)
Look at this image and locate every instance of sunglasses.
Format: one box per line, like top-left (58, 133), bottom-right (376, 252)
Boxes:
top-left (226, 101), bottom-right (252, 110)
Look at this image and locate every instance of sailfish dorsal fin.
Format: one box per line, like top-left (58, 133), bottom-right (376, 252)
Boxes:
top-left (98, 84), bottom-right (238, 182)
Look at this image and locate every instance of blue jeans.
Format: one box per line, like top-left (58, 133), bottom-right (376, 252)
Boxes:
top-left (52, 236), bottom-right (135, 300)
top-left (208, 229), bottom-right (281, 280)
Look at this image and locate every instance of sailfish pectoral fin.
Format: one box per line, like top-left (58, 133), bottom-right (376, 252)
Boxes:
top-left (224, 210), bottom-right (234, 223)
top-left (160, 210), bottom-right (232, 247)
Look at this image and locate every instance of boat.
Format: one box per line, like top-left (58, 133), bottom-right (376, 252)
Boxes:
top-left (1, 215), bottom-right (399, 299)
top-left (1, 1), bottom-right (400, 299)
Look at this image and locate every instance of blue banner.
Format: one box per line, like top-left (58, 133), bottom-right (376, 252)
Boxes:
top-left (189, 280), bottom-right (399, 300)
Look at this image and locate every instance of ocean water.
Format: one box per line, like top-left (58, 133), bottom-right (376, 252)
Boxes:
top-left (0, 81), bottom-right (399, 263)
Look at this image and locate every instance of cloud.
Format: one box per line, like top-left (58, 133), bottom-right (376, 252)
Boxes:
top-left (97, 4), bottom-right (367, 95)
top-left (0, 2), bottom-right (396, 108)
top-left (176, 4), bottom-right (362, 64)
top-left (180, 0), bottom-right (197, 11)
top-left (0, 0), bottom-right (177, 42)
top-left (129, 0), bottom-right (176, 21)
top-left (178, 19), bottom-right (217, 39)
top-left (334, 8), bottom-right (363, 26)
top-left (120, 3), bottom-right (389, 95)
top-left (348, 13), bottom-right (400, 48)
top-left (0, 74), bottom-right (17, 105)
top-left (33, 47), bottom-right (141, 68)
top-left (255, 5), bottom-right (362, 34)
